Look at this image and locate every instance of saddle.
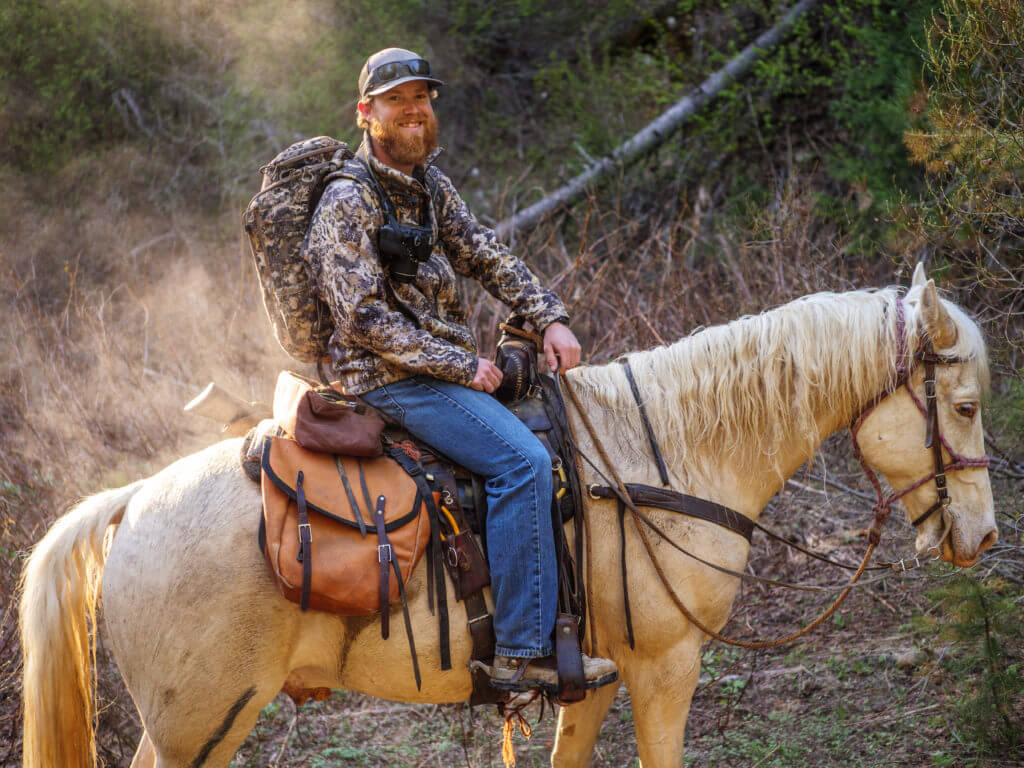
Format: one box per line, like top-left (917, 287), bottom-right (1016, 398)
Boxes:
top-left (244, 334), bottom-right (588, 703)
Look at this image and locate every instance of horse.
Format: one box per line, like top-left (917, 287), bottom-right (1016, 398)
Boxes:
top-left (20, 265), bottom-right (997, 768)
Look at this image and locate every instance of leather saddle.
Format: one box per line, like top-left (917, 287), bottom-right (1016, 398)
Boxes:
top-left (243, 361), bottom-right (587, 704)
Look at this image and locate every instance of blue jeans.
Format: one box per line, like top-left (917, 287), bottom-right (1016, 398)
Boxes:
top-left (362, 375), bottom-right (556, 658)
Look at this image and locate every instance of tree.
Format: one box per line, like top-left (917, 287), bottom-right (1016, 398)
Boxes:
top-left (900, 0), bottom-right (1024, 372)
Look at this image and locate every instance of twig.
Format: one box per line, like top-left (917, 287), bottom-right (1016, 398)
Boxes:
top-left (751, 743), bottom-right (782, 767)
top-left (270, 697), bottom-right (299, 767)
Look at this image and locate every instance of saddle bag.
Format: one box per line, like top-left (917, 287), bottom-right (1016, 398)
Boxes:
top-left (273, 370), bottom-right (384, 456)
top-left (259, 436), bottom-right (431, 615)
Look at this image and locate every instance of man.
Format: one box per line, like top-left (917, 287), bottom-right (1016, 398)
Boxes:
top-left (303, 47), bottom-right (617, 695)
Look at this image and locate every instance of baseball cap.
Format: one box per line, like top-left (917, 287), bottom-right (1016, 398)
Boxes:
top-left (358, 48), bottom-right (444, 98)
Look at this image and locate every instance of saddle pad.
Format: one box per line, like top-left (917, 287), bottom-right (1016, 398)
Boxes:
top-left (261, 436), bottom-right (431, 614)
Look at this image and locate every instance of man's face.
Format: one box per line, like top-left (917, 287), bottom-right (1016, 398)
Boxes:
top-left (360, 80), bottom-right (439, 168)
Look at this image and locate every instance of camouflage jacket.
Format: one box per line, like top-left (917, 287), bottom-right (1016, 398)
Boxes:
top-left (303, 137), bottom-right (568, 395)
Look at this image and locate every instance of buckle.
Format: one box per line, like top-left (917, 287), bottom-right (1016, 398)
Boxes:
top-left (445, 545), bottom-right (459, 568)
top-left (587, 484), bottom-right (602, 500)
top-left (297, 522), bottom-right (312, 541)
top-left (377, 543), bottom-right (392, 563)
top-left (924, 379), bottom-right (936, 399)
top-left (467, 611), bottom-right (491, 626)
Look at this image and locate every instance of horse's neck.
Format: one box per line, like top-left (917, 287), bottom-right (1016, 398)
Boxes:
top-left (571, 342), bottom-right (888, 521)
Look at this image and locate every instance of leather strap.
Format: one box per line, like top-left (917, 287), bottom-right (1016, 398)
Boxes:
top-left (617, 498), bottom-right (636, 650)
top-left (385, 445), bottom-right (452, 671)
top-left (357, 459), bottom-right (375, 519)
top-left (916, 346), bottom-right (950, 527)
top-left (295, 471), bottom-right (312, 612)
top-left (588, 482), bottom-right (754, 541)
top-left (335, 456), bottom-right (368, 538)
top-left (622, 360), bottom-right (671, 487)
top-left (389, 531), bottom-right (422, 690)
top-left (372, 493), bottom-right (423, 689)
top-left (554, 613), bottom-right (586, 704)
top-left (541, 375), bottom-right (586, 629)
top-left (466, 591), bottom-right (500, 705)
top-left (373, 495), bottom-right (391, 639)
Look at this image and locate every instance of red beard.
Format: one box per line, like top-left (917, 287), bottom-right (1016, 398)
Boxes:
top-left (369, 113), bottom-right (439, 168)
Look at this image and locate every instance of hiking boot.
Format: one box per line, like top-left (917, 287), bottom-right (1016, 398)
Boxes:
top-left (487, 653), bottom-right (618, 695)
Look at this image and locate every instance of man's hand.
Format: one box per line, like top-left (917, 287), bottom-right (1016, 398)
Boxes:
top-left (542, 322), bottom-right (582, 373)
top-left (470, 357), bottom-right (504, 393)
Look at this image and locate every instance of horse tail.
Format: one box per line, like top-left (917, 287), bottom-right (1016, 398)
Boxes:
top-left (20, 480), bottom-right (145, 768)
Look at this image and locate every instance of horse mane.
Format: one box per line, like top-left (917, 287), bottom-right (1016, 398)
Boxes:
top-left (571, 287), bottom-right (988, 479)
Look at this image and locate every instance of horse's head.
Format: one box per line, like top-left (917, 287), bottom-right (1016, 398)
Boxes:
top-left (854, 264), bottom-right (997, 567)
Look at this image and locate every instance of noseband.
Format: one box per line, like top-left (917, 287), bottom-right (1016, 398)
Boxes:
top-left (850, 299), bottom-right (990, 546)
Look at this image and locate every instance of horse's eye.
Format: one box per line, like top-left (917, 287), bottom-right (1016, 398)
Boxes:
top-left (955, 403), bottom-right (977, 419)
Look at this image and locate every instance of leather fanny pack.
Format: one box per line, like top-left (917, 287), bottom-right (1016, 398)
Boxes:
top-left (259, 436), bottom-right (431, 614)
top-left (273, 370), bottom-right (384, 456)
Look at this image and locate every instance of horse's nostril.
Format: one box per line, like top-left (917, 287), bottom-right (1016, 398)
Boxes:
top-left (978, 528), bottom-right (998, 554)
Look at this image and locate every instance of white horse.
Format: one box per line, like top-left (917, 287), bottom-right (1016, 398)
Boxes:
top-left (20, 266), bottom-right (997, 768)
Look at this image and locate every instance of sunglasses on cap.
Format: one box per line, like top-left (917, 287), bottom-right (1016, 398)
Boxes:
top-left (365, 58), bottom-right (432, 92)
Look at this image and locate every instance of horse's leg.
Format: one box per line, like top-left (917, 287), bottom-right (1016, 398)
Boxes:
top-left (550, 683), bottom-right (619, 767)
top-left (101, 449), bottom-right (297, 767)
top-left (621, 640), bottom-right (701, 768)
top-left (145, 682), bottom-right (281, 768)
top-left (129, 732), bottom-right (156, 768)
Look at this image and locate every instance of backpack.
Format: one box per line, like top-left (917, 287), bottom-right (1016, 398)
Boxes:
top-left (243, 136), bottom-right (354, 363)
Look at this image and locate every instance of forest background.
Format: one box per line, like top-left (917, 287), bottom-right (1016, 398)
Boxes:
top-left (1, 0), bottom-right (1022, 766)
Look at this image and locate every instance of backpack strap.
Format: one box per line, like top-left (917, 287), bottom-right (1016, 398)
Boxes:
top-left (322, 157), bottom-right (430, 328)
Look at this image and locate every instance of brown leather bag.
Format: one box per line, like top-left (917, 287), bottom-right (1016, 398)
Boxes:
top-left (273, 370), bottom-right (384, 456)
top-left (260, 436), bottom-right (431, 615)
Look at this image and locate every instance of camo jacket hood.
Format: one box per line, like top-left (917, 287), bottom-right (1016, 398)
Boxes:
top-left (303, 136), bottom-right (568, 395)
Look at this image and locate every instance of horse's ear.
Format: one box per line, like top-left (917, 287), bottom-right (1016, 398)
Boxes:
top-left (911, 262), bottom-right (927, 288)
top-left (920, 279), bottom-right (958, 348)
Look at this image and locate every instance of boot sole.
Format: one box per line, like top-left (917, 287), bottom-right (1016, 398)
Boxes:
top-left (490, 670), bottom-right (618, 695)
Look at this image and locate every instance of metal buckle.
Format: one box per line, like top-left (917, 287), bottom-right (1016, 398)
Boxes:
top-left (467, 612), bottom-right (491, 626)
top-left (297, 522), bottom-right (312, 541)
top-left (377, 543), bottom-right (392, 563)
top-left (445, 546), bottom-right (459, 568)
top-left (924, 379), bottom-right (936, 399)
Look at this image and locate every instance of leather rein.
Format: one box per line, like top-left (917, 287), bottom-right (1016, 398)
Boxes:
top-left (559, 297), bottom-right (991, 649)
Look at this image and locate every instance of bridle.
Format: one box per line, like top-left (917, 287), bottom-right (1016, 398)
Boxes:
top-left (559, 293), bottom-right (992, 649)
top-left (850, 297), bottom-right (990, 552)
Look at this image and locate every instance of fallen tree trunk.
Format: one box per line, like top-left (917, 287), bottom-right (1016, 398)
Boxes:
top-left (495, 0), bottom-right (822, 239)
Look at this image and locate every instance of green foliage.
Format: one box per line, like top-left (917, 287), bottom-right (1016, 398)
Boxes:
top-left (0, 0), bottom-right (179, 169)
top-left (987, 380), bottom-right (1024, 466)
top-left (921, 574), bottom-right (1024, 754)
top-left (896, 0), bottom-right (1024, 367)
